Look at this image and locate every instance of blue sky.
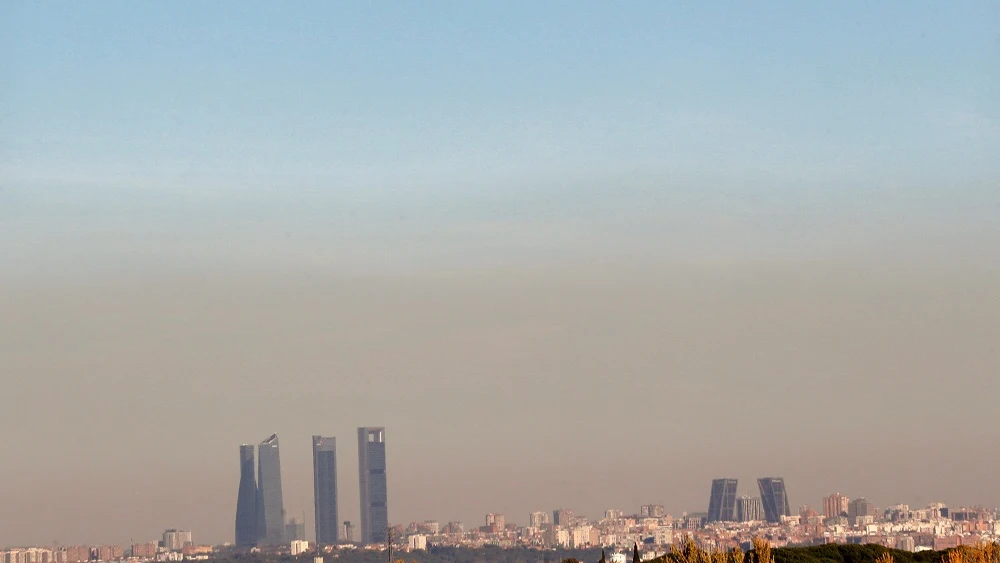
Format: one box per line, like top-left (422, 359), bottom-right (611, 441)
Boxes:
top-left (4, 1), bottom-right (998, 199)
top-left (3, 2), bottom-right (998, 276)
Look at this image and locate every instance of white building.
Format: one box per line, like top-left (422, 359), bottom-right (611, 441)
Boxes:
top-left (290, 541), bottom-right (309, 556)
top-left (408, 535), bottom-right (427, 551)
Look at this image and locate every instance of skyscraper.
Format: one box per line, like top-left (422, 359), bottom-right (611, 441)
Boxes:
top-left (707, 478), bottom-right (738, 522)
top-left (757, 477), bottom-right (791, 523)
top-left (358, 427), bottom-right (388, 545)
top-left (257, 434), bottom-right (286, 545)
top-left (313, 436), bottom-right (339, 545)
top-left (235, 444), bottom-right (258, 547)
top-left (736, 496), bottom-right (763, 522)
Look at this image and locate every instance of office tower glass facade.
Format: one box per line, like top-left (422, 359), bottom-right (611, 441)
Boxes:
top-left (235, 445), bottom-right (258, 547)
top-left (313, 436), bottom-right (339, 545)
top-left (358, 427), bottom-right (388, 544)
top-left (707, 478), bottom-right (739, 522)
top-left (257, 434), bottom-right (286, 545)
top-left (757, 477), bottom-right (791, 523)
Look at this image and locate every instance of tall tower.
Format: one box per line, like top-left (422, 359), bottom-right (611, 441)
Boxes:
top-left (707, 478), bottom-right (738, 522)
top-left (313, 436), bottom-right (339, 545)
top-left (757, 477), bottom-right (791, 523)
top-left (235, 444), bottom-right (258, 547)
top-left (257, 434), bottom-right (286, 545)
top-left (357, 427), bottom-right (388, 545)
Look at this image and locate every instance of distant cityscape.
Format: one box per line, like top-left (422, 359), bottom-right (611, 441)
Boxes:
top-left (3, 427), bottom-right (997, 563)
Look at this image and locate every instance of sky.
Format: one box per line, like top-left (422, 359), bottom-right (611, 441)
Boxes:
top-left (1, 0), bottom-right (999, 548)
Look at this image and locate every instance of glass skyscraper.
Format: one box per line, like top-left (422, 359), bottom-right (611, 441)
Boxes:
top-left (312, 436), bottom-right (339, 545)
top-left (707, 478), bottom-right (738, 522)
top-left (357, 427), bottom-right (388, 545)
top-left (757, 477), bottom-right (791, 523)
top-left (257, 434), bottom-right (286, 545)
top-left (235, 444), bottom-right (258, 547)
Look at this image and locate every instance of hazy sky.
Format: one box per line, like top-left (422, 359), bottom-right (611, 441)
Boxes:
top-left (2, 0), bottom-right (999, 549)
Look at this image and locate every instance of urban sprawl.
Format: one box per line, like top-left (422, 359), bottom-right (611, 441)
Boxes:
top-left (4, 429), bottom-right (997, 563)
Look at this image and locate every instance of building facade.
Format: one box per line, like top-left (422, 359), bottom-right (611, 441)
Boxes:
top-left (358, 427), bottom-right (389, 545)
top-left (640, 504), bottom-right (665, 518)
top-left (312, 436), bottom-right (339, 545)
top-left (736, 496), bottom-right (763, 522)
top-left (235, 444), bottom-right (258, 547)
top-left (257, 434), bottom-right (286, 546)
top-left (529, 511), bottom-right (549, 528)
top-left (848, 497), bottom-right (878, 524)
top-left (161, 530), bottom-right (192, 551)
top-left (707, 479), bottom-right (739, 522)
top-left (553, 509), bottom-right (573, 526)
top-left (823, 493), bottom-right (850, 519)
top-left (757, 477), bottom-right (791, 523)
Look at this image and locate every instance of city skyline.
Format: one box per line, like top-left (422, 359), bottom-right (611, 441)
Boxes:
top-left (3, 0), bottom-right (998, 550)
top-left (3, 492), bottom-right (998, 551)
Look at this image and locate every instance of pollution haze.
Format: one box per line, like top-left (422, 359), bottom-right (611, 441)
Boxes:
top-left (2, 0), bottom-right (999, 549)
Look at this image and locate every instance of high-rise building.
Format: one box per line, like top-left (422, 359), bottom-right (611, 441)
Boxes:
top-left (312, 436), bottom-right (339, 545)
top-left (235, 445), bottom-right (258, 547)
top-left (823, 493), bottom-right (850, 519)
top-left (553, 509), bottom-right (573, 526)
top-left (485, 513), bottom-right (504, 532)
top-left (707, 479), bottom-right (738, 522)
top-left (529, 511), bottom-right (549, 528)
top-left (640, 504), bottom-right (665, 518)
top-left (358, 427), bottom-right (388, 545)
top-left (736, 496), bottom-right (763, 522)
top-left (161, 530), bottom-right (192, 551)
top-left (848, 497), bottom-right (878, 523)
top-left (257, 434), bottom-right (286, 545)
top-left (757, 477), bottom-right (791, 523)
top-left (131, 543), bottom-right (158, 559)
